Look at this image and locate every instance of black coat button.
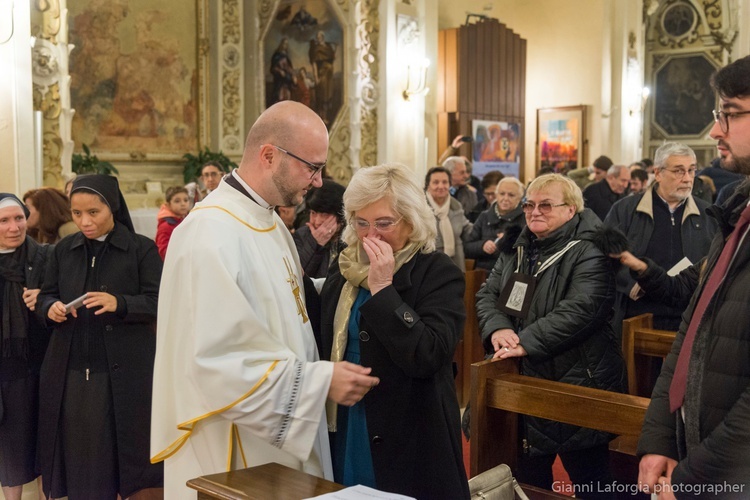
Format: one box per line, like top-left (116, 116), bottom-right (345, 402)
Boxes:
top-left (403, 312), bottom-right (414, 323)
top-left (359, 331), bottom-right (370, 342)
top-left (105, 325), bottom-right (113, 332)
top-left (100, 285), bottom-right (108, 292)
top-left (112, 364), bottom-right (119, 371)
top-left (371, 435), bottom-right (383, 445)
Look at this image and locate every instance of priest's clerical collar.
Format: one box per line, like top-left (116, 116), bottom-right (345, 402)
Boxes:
top-left (231, 170), bottom-right (273, 210)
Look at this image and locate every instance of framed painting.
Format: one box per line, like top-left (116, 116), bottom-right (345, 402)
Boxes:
top-left (536, 105), bottom-right (587, 171)
top-left (471, 119), bottom-right (521, 179)
top-left (263, 1), bottom-right (344, 128)
top-left (68, 0), bottom-right (208, 161)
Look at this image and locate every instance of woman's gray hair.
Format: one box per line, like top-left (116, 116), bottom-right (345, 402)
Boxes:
top-left (653, 142), bottom-right (696, 170)
top-left (342, 163), bottom-right (437, 252)
top-left (527, 173), bottom-right (585, 213)
top-left (496, 176), bottom-right (525, 197)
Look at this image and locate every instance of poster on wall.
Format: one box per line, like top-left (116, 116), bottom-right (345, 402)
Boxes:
top-left (471, 120), bottom-right (521, 179)
top-left (536, 106), bottom-right (587, 171)
top-left (263, 1), bottom-right (344, 128)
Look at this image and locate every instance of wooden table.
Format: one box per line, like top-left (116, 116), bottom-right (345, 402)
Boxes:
top-left (187, 462), bottom-right (345, 499)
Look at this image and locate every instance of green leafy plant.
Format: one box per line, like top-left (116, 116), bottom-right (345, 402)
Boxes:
top-left (183, 147), bottom-right (238, 184)
top-left (72, 144), bottom-right (119, 176)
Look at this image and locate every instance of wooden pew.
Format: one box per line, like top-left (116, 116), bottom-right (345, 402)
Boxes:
top-left (622, 313), bottom-right (676, 397)
top-left (470, 358), bottom-right (650, 479)
top-left (454, 265), bottom-right (488, 406)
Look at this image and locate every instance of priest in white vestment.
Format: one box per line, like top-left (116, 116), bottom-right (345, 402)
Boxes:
top-left (150, 102), bottom-right (379, 499)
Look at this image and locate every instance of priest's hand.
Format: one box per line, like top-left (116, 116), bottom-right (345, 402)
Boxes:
top-left (328, 361), bottom-right (380, 406)
top-left (362, 236), bottom-right (394, 295)
top-left (48, 301), bottom-right (69, 323)
top-left (84, 292), bottom-right (118, 315)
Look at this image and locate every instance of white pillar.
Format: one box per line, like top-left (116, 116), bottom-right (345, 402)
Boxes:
top-left (0, 0), bottom-right (35, 194)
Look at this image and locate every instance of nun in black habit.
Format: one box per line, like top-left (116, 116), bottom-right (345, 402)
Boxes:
top-left (37, 175), bottom-right (163, 499)
top-left (0, 194), bottom-right (50, 500)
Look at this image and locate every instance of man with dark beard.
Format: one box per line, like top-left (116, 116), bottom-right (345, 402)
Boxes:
top-left (637, 55), bottom-right (750, 498)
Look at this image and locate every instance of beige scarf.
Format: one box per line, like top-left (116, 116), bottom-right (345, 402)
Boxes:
top-left (326, 239), bottom-right (421, 431)
top-left (426, 192), bottom-right (455, 257)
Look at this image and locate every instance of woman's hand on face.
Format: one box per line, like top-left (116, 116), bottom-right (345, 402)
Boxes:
top-left (308, 214), bottom-right (339, 246)
top-left (48, 301), bottom-right (69, 323)
top-left (22, 287), bottom-right (40, 311)
top-left (83, 292), bottom-right (118, 315)
top-left (363, 236), bottom-right (394, 295)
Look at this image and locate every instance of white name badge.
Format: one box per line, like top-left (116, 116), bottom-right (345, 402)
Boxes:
top-left (497, 272), bottom-right (537, 319)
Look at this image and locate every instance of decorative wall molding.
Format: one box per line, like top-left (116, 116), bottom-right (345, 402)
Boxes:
top-left (220, 0), bottom-right (244, 155)
top-left (31, 0), bottom-right (74, 188)
top-left (357, 0), bottom-right (380, 169)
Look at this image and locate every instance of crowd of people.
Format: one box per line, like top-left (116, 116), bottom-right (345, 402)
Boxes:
top-left (1, 56), bottom-right (749, 500)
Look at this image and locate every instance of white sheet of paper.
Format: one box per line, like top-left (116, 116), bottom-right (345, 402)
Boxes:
top-left (304, 485), bottom-right (416, 500)
top-left (667, 257), bottom-right (692, 277)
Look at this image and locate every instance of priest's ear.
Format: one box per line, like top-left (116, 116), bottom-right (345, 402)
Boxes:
top-left (259, 144), bottom-right (279, 169)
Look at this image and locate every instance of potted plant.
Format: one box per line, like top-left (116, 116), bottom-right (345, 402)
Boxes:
top-left (182, 147), bottom-right (238, 184)
top-left (71, 144), bottom-right (119, 175)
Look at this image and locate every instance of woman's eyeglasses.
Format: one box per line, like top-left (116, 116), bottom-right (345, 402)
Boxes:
top-left (521, 202), bottom-right (567, 214)
top-left (350, 217), bottom-right (403, 233)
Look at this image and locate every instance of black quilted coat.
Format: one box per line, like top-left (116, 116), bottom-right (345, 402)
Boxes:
top-left (476, 208), bottom-right (626, 456)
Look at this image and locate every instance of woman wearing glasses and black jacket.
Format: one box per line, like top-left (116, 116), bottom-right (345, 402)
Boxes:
top-left (318, 164), bottom-right (469, 500)
top-left (476, 174), bottom-right (626, 498)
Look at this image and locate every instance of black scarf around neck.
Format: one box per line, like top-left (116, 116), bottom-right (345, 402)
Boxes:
top-left (0, 245), bottom-right (29, 360)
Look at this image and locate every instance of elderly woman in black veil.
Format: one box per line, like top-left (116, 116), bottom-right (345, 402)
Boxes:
top-left (37, 175), bottom-right (163, 500)
top-left (0, 194), bottom-right (50, 500)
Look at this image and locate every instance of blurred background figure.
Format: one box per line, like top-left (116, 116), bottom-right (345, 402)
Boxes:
top-left (275, 205), bottom-right (297, 232)
top-left (155, 186), bottom-right (190, 260)
top-left (22, 187), bottom-right (78, 244)
top-left (464, 177), bottom-right (526, 270)
top-left (442, 156), bottom-right (478, 215)
top-left (319, 164), bottom-right (469, 499)
top-left (467, 170), bottom-right (504, 223)
top-left (629, 168), bottom-right (649, 195)
top-left (0, 194), bottom-right (50, 500)
top-left (293, 179), bottom-right (346, 278)
top-left (425, 166), bottom-right (473, 271)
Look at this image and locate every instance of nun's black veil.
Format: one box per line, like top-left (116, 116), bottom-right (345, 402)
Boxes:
top-left (70, 175), bottom-right (135, 233)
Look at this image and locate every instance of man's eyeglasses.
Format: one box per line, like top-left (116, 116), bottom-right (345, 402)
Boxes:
top-left (712, 109), bottom-right (750, 134)
top-left (273, 145), bottom-right (326, 179)
top-left (662, 167), bottom-right (697, 178)
top-left (350, 217), bottom-right (403, 233)
top-left (521, 202), bottom-right (567, 214)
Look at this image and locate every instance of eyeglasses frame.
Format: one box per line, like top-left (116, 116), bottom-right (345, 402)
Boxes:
top-left (350, 216), bottom-right (404, 233)
top-left (521, 202), bottom-right (568, 215)
top-left (272, 145), bottom-right (326, 179)
top-left (712, 109), bottom-right (750, 134)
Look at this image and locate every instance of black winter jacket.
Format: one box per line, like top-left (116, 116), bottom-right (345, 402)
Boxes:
top-left (464, 204), bottom-right (525, 270)
top-left (637, 181), bottom-right (750, 497)
top-left (476, 209), bottom-right (626, 456)
top-left (320, 251), bottom-right (470, 500)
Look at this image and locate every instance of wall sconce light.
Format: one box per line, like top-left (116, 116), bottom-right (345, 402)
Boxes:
top-left (628, 86), bottom-right (650, 116)
top-left (403, 58), bottom-right (430, 100)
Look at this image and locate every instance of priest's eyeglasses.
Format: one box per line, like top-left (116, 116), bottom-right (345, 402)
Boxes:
top-left (272, 145), bottom-right (326, 179)
top-left (350, 217), bottom-right (403, 233)
top-left (521, 202), bottom-right (567, 214)
top-left (712, 109), bottom-right (750, 134)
